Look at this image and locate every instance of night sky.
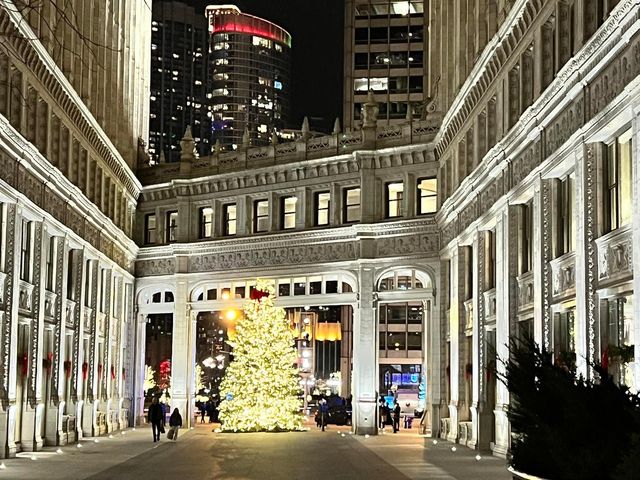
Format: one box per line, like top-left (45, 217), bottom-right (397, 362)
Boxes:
top-left (182, 0), bottom-right (345, 133)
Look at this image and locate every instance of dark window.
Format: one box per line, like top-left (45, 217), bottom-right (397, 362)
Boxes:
top-left (144, 213), bottom-right (156, 244)
top-left (278, 283), bottom-right (291, 296)
top-left (199, 207), bottom-right (213, 239)
top-left (417, 178), bottom-right (437, 214)
top-left (235, 286), bottom-right (245, 299)
top-left (166, 211), bottom-right (178, 243)
top-left (557, 175), bottom-right (575, 255)
top-left (66, 250), bottom-right (75, 300)
top-left (207, 289), bottom-right (217, 300)
top-left (164, 291), bottom-right (174, 302)
top-left (310, 281), bottom-right (322, 294)
top-left (20, 220), bottom-right (31, 281)
top-left (294, 281), bottom-right (306, 295)
top-left (343, 187), bottom-right (361, 223)
top-left (325, 281), bottom-right (338, 294)
top-left (223, 204), bottom-right (236, 236)
top-left (314, 192), bottom-right (330, 226)
top-left (45, 236), bottom-right (55, 291)
top-left (253, 200), bottom-right (269, 233)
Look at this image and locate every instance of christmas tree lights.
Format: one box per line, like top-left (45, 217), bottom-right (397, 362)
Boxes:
top-left (219, 280), bottom-right (302, 432)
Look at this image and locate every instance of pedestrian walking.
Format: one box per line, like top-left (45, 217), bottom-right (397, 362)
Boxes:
top-left (168, 408), bottom-right (183, 441)
top-left (207, 400), bottom-right (215, 423)
top-left (392, 401), bottom-right (401, 433)
top-left (379, 399), bottom-right (388, 430)
top-left (320, 399), bottom-right (329, 432)
top-left (200, 403), bottom-right (206, 424)
top-left (148, 397), bottom-right (165, 442)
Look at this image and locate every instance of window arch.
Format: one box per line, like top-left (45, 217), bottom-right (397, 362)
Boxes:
top-left (377, 268), bottom-right (432, 292)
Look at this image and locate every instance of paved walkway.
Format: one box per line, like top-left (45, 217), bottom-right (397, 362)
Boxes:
top-left (0, 423), bottom-right (512, 480)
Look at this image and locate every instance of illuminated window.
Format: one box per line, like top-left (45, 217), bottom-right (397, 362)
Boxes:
top-left (344, 187), bottom-right (361, 223)
top-left (166, 211), bottom-right (178, 243)
top-left (417, 178), bottom-right (437, 214)
top-left (252, 36), bottom-right (272, 48)
top-left (605, 128), bottom-right (633, 232)
top-left (253, 200), bottom-right (269, 233)
top-left (223, 204), bottom-right (236, 236)
top-left (199, 207), bottom-right (213, 239)
top-left (314, 192), bottom-right (330, 226)
top-left (145, 213), bottom-right (156, 244)
top-left (280, 196), bottom-right (297, 230)
top-left (386, 182), bottom-right (404, 218)
top-left (557, 174), bottom-right (575, 255)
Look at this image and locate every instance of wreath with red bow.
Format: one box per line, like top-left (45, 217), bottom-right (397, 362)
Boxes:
top-left (64, 360), bottom-right (72, 378)
top-left (110, 365), bottom-right (116, 380)
top-left (82, 362), bottom-right (88, 380)
top-left (18, 353), bottom-right (28, 377)
top-left (250, 288), bottom-right (269, 301)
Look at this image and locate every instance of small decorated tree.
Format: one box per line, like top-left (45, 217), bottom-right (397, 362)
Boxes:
top-left (219, 280), bottom-right (302, 432)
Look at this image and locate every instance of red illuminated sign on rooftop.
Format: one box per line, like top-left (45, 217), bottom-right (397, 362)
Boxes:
top-left (206, 7), bottom-right (291, 47)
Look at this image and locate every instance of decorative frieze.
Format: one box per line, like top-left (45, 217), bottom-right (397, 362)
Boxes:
top-left (596, 225), bottom-right (634, 284)
top-left (516, 271), bottom-right (534, 311)
top-left (18, 280), bottom-right (34, 314)
top-left (483, 288), bottom-right (497, 323)
top-left (550, 251), bottom-right (576, 299)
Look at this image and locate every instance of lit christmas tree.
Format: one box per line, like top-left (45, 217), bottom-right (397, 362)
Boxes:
top-left (219, 280), bottom-right (302, 432)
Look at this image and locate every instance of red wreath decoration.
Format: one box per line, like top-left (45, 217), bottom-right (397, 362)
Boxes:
top-left (97, 364), bottom-right (103, 379)
top-left (250, 288), bottom-right (269, 301)
top-left (601, 345), bottom-right (610, 371)
top-left (42, 352), bottom-right (54, 375)
top-left (82, 362), bottom-right (88, 380)
top-left (64, 360), bottom-right (72, 378)
top-left (465, 363), bottom-right (473, 381)
top-left (110, 365), bottom-right (116, 380)
top-left (19, 353), bottom-right (28, 377)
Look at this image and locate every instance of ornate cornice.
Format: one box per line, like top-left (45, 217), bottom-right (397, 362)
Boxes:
top-left (0, 3), bottom-right (142, 198)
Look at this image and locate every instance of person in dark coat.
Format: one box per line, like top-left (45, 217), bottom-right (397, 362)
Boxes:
top-left (148, 397), bottom-right (165, 442)
top-left (393, 401), bottom-right (401, 433)
top-left (207, 400), bottom-right (215, 423)
top-left (319, 399), bottom-right (329, 432)
top-left (169, 408), bottom-right (183, 441)
top-left (200, 401), bottom-right (206, 424)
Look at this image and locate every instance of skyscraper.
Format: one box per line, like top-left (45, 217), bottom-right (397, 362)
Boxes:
top-left (150, 1), bottom-right (214, 162)
top-left (206, 5), bottom-right (292, 149)
top-left (343, 0), bottom-right (429, 130)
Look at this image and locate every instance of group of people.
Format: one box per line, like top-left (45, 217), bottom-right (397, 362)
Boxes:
top-left (196, 399), bottom-right (219, 424)
top-left (148, 397), bottom-right (183, 442)
top-left (379, 398), bottom-right (403, 433)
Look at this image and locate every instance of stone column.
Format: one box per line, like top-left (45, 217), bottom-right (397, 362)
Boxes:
top-left (295, 186), bottom-right (307, 230)
top-left (352, 264), bottom-right (377, 435)
top-left (0, 203), bottom-right (20, 458)
top-left (493, 205), bottom-right (519, 456)
top-left (133, 310), bottom-right (147, 426)
top-left (330, 183), bottom-right (341, 226)
top-left (403, 171), bottom-right (416, 218)
top-left (82, 258), bottom-right (99, 437)
top-left (425, 263), bottom-right (443, 436)
top-left (21, 221), bottom-right (45, 451)
top-left (100, 270), bottom-right (113, 432)
top-left (447, 246), bottom-right (466, 443)
top-left (170, 278), bottom-right (194, 428)
top-left (359, 154), bottom-right (377, 223)
top-left (45, 234), bottom-right (68, 446)
top-left (176, 199), bottom-right (190, 242)
top-left (539, 179), bottom-right (554, 350)
top-left (631, 105), bottom-right (640, 390)
top-left (574, 143), bottom-right (598, 379)
top-left (68, 248), bottom-right (86, 441)
top-left (339, 305), bottom-right (353, 399)
top-left (470, 230), bottom-right (492, 449)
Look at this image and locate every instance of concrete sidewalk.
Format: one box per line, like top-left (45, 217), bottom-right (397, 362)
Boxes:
top-left (0, 423), bottom-right (512, 480)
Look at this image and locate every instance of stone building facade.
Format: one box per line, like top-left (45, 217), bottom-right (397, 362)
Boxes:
top-left (1, 0), bottom-right (640, 461)
top-left (136, 0), bottom-right (640, 456)
top-left (0, 1), bottom-right (149, 457)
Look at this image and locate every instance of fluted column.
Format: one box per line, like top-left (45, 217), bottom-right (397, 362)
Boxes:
top-left (170, 278), bottom-right (195, 428)
top-left (352, 264), bottom-right (377, 435)
top-left (631, 105), bottom-right (640, 391)
top-left (0, 203), bottom-right (20, 458)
